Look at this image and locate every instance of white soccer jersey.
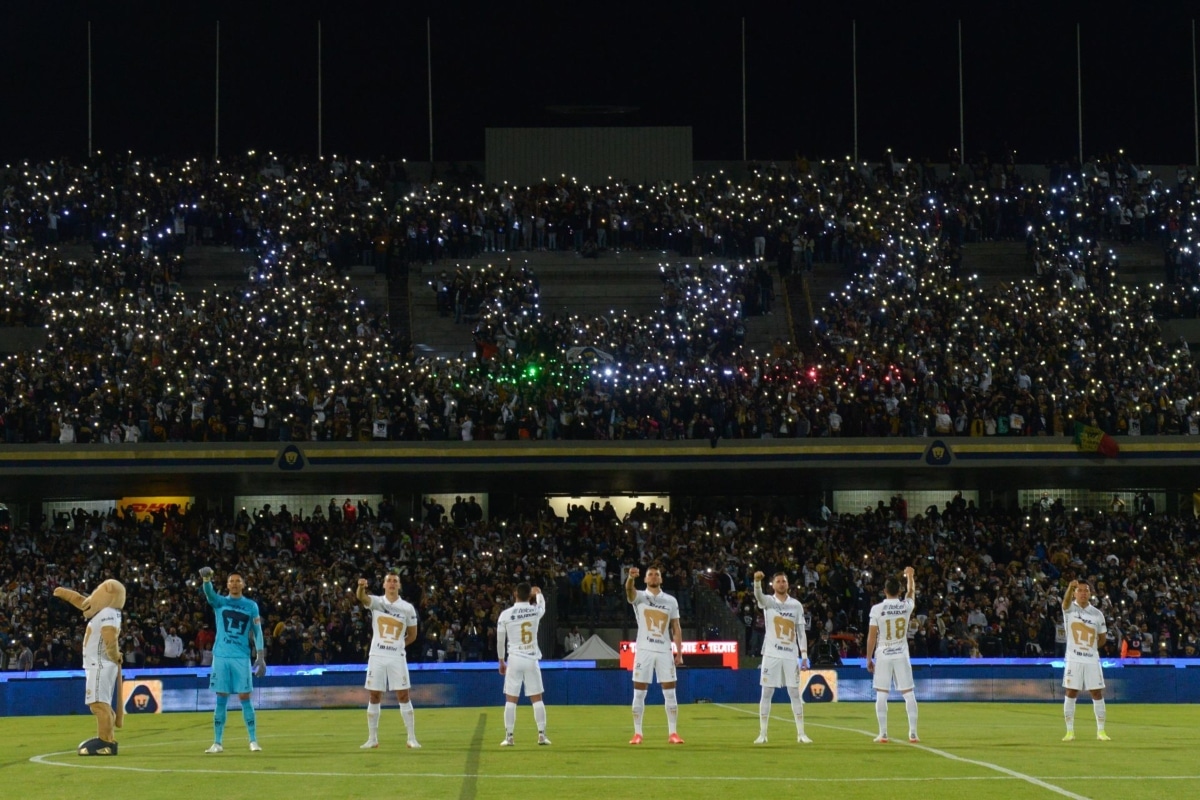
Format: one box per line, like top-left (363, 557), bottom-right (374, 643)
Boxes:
top-left (366, 594), bottom-right (418, 659)
top-left (630, 589), bottom-right (679, 653)
top-left (754, 585), bottom-right (807, 658)
top-left (1063, 601), bottom-right (1106, 662)
top-left (497, 593), bottom-right (546, 661)
top-left (83, 607), bottom-right (122, 665)
top-left (869, 597), bottom-right (915, 659)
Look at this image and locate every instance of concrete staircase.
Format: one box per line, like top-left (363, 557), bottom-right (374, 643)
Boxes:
top-left (406, 250), bottom-right (793, 359)
top-left (960, 239), bottom-right (1166, 287)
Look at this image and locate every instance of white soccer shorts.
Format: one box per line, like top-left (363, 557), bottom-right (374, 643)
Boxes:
top-left (502, 657), bottom-right (545, 697)
top-left (84, 661), bottom-right (118, 706)
top-left (759, 654), bottom-right (801, 688)
top-left (1062, 660), bottom-right (1105, 691)
top-left (365, 657), bottom-right (411, 691)
top-left (872, 657), bottom-right (915, 692)
top-left (632, 650), bottom-right (677, 684)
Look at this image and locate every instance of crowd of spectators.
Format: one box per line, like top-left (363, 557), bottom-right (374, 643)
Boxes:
top-left (2, 151), bottom-right (1200, 445)
top-left (2, 494), bottom-right (1198, 670)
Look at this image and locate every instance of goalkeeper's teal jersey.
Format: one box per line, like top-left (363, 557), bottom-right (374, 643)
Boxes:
top-left (203, 581), bottom-right (261, 659)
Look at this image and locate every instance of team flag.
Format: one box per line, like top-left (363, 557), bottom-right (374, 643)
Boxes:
top-left (1072, 422), bottom-right (1119, 458)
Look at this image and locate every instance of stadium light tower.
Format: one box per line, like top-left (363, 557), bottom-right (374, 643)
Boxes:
top-left (215, 21), bottom-right (220, 161)
top-left (87, 21), bottom-right (92, 158)
top-left (1076, 23), bottom-right (1084, 166)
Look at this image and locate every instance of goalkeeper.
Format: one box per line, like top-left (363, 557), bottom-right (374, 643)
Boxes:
top-left (199, 567), bottom-right (267, 753)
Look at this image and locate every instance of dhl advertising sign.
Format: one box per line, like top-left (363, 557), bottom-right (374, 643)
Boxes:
top-left (119, 497), bottom-right (194, 521)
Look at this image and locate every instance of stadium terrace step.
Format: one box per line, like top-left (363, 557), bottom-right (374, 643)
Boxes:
top-left (408, 250), bottom-right (790, 359)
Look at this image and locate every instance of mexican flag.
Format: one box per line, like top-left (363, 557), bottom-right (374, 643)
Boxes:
top-left (1073, 422), bottom-right (1119, 458)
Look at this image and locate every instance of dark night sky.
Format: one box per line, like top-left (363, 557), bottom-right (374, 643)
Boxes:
top-left (2, 2), bottom-right (1198, 164)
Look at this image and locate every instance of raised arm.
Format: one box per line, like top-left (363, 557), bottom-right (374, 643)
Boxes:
top-left (356, 578), bottom-right (373, 608)
top-left (1062, 580), bottom-right (1077, 613)
top-left (752, 570), bottom-right (769, 608)
top-left (904, 566), bottom-right (916, 599)
top-left (625, 567), bottom-right (640, 603)
top-left (52, 586), bottom-right (87, 611)
top-left (199, 567), bottom-right (220, 607)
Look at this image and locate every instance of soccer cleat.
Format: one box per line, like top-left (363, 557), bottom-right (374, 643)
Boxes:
top-left (78, 738), bottom-right (118, 756)
top-left (1096, 730), bottom-right (1112, 741)
top-left (909, 734), bottom-right (921, 743)
top-left (629, 733), bottom-right (643, 745)
top-left (668, 733), bottom-right (685, 744)
top-left (873, 735), bottom-right (889, 743)
top-left (249, 742), bottom-right (262, 752)
top-left (798, 735), bottom-right (813, 744)
top-left (754, 735), bottom-right (768, 744)
top-left (360, 740), bottom-right (379, 750)
top-left (406, 740), bottom-right (422, 749)
top-left (537, 734), bottom-right (551, 746)
top-left (1062, 731), bottom-right (1075, 742)
top-left (204, 743), bottom-right (224, 754)
top-left (500, 736), bottom-right (515, 747)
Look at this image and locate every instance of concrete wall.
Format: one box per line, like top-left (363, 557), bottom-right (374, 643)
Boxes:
top-left (485, 127), bottom-right (693, 186)
top-left (4, 659), bottom-right (1197, 716)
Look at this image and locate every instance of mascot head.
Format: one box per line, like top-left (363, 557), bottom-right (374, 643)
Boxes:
top-left (81, 579), bottom-right (126, 619)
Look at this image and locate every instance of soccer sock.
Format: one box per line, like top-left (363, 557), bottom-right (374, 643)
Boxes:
top-left (366, 702), bottom-right (381, 741)
top-left (759, 686), bottom-right (774, 736)
top-left (903, 692), bottom-right (918, 736)
top-left (875, 692), bottom-right (889, 737)
top-left (632, 689), bottom-right (647, 735)
top-left (240, 698), bottom-right (257, 743)
top-left (532, 701), bottom-right (547, 734)
top-left (787, 686), bottom-right (805, 737)
top-left (213, 695), bottom-right (228, 744)
top-left (504, 701), bottom-right (517, 736)
top-left (1063, 696), bottom-right (1076, 732)
top-left (400, 702), bottom-right (416, 740)
top-left (1093, 699), bottom-right (1106, 730)
top-left (663, 688), bottom-right (679, 735)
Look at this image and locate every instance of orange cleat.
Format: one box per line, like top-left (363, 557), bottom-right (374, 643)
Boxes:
top-left (668, 733), bottom-right (685, 744)
top-left (629, 733), bottom-right (643, 745)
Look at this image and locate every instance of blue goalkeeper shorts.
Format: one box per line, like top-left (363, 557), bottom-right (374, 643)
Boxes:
top-left (209, 655), bottom-right (253, 695)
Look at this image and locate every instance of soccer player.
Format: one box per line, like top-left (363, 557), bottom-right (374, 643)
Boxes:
top-left (357, 571), bottom-right (421, 749)
top-left (751, 570), bottom-right (811, 744)
top-left (865, 566), bottom-right (919, 743)
top-left (199, 567), bottom-right (266, 753)
top-left (625, 563), bottom-right (684, 744)
top-left (496, 582), bottom-right (550, 746)
top-left (1061, 579), bottom-right (1110, 741)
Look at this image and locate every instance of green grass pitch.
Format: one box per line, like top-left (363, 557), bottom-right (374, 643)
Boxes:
top-left (3, 703), bottom-right (1198, 799)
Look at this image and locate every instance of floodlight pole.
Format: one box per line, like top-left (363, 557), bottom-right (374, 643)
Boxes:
top-left (87, 21), bottom-right (93, 157)
top-left (741, 17), bottom-right (747, 162)
top-left (215, 21), bottom-right (220, 161)
top-left (958, 20), bottom-right (965, 165)
top-left (1077, 23), bottom-right (1084, 166)
top-left (852, 20), bottom-right (858, 163)
top-left (318, 21), bottom-right (323, 158)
